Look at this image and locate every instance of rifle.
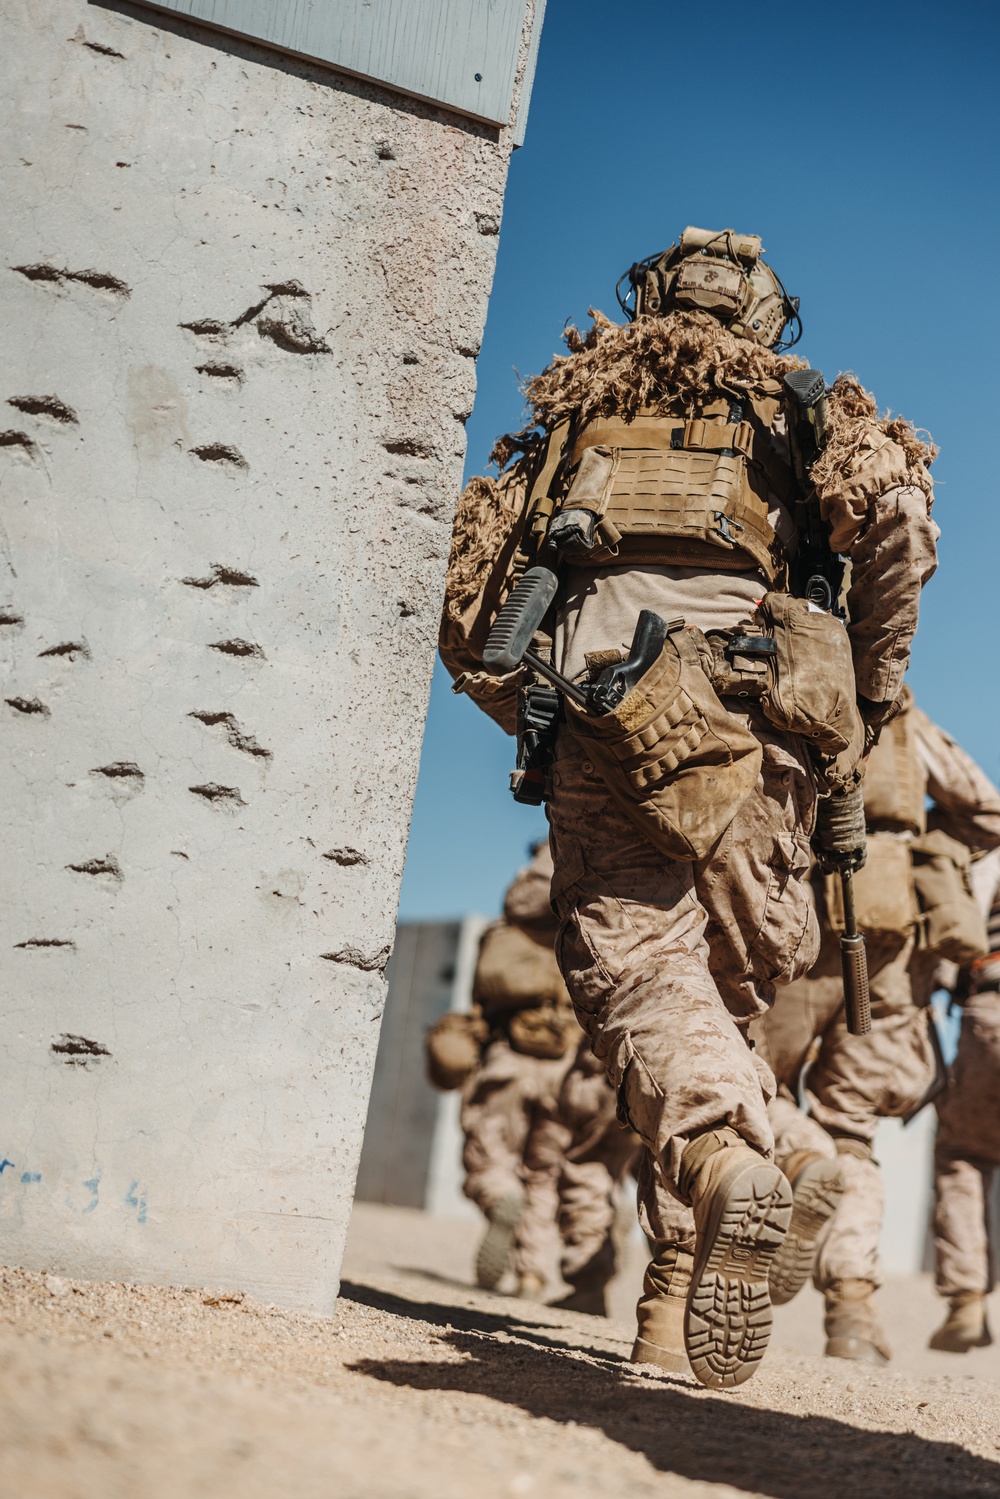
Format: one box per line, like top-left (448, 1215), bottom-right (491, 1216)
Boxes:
top-left (784, 368), bottom-right (844, 615)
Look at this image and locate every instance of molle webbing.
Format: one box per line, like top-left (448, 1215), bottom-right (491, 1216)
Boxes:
top-left (562, 405), bottom-right (784, 580)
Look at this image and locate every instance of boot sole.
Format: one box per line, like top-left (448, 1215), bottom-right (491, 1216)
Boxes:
top-left (685, 1158), bottom-right (792, 1389)
top-left (769, 1158), bottom-right (844, 1306)
top-left (475, 1197), bottom-right (521, 1290)
top-left (631, 1334), bottom-right (689, 1374)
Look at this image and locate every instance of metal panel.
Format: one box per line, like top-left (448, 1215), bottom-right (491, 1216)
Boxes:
top-left (513, 0), bottom-right (544, 147)
top-left (355, 922), bottom-right (461, 1209)
top-left (130, 0), bottom-right (531, 126)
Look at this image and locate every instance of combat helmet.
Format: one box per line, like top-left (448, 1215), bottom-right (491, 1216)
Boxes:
top-left (617, 227), bottom-right (801, 350)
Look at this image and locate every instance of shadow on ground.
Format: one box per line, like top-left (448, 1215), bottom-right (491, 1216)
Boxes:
top-left (341, 1282), bottom-right (1000, 1499)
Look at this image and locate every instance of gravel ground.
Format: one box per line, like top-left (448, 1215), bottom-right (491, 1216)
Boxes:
top-left (2, 1202), bottom-right (1000, 1499)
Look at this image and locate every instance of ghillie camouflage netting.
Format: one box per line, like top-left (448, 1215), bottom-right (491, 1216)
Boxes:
top-left (444, 309), bottom-right (936, 622)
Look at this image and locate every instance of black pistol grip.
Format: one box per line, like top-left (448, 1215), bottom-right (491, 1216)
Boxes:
top-left (589, 611), bottom-right (674, 716)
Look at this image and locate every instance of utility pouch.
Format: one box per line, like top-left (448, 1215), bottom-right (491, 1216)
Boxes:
top-left (758, 592), bottom-right (863, 763)
top-left (705, 624), bottom-right (775, 699)
top-left (508, 1004), bottom-right (578, 1060)
top-left (824, 831), bottom-right (918, 940)
top-left (910, 829), bottom-right (988, 963)
top-left (473, 920), bottom-right (570, 1014)
top-left (425, 1010), bottom-right (488, 1091)
top-left (564, 624), bottom-right (762, 861)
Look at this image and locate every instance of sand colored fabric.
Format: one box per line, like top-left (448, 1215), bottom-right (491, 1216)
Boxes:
top-left (802, 930), bottom-right (939, 1140)
top-left (503, 842), bottom-right (559, 931)
top-left (548, 704), bottom-right (817, 1196)
top-left (757, 704), bottom-right (1000, 1293)
top-left (844, 485), bottom-right (938, 704)
top-left (460, 1038), bottom-right (574, 1281)
top-left (768, 1092), bottom-right (885, 1288)
top-left (555, 1043), bottom-right (642, 1287)
top-left (933, 991), bottom-right (1000, 1297)
top-left (914, 709), bottom-right (1000, 854)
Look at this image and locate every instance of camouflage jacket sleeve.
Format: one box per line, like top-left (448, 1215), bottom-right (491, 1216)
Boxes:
top-left (912, 706), bottom-right (1000, 853)
top-left (843, 480), bottom-right (939, 705)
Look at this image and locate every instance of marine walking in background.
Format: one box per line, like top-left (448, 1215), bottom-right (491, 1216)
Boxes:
top-left (550, 1039), bottom-right (641, 1316)
top-left (930, 847), bottom-right (1000, 1352)
top-left (440, 224), bottom-right (939, 1387)
top-left (426, 840), bottom-right (580, 1299)
top-left (754, 691), bottom-right (1000, 1362)
top-left (428, 841), bottom-right (641, 1306)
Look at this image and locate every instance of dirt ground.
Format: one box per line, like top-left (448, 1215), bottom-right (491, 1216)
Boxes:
top-left (3, 1203), bottom-right (1000, 1499)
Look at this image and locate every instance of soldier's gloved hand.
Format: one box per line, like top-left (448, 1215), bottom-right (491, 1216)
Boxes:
top-left (857, 692), bottom-right (904, 755)
top-left (547, 508), bottom-right (596, 556)
top-left (813, 778), bottom-right (867, 873)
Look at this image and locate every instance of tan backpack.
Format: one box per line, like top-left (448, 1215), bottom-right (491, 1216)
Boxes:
top-left (438, 423), bottom-right (570, 735)
top-left (424, 1009), bottom-right (488, 1091)
top-left (473, 919), bottom-right (570, 1014)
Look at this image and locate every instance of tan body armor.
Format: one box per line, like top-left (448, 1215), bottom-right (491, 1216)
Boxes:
top-left (860, 698), bottom-right (926, 835)
top-left (825, 695), bottom-right (987, 961)
top-left (551, 389), bottom-right (795, 582)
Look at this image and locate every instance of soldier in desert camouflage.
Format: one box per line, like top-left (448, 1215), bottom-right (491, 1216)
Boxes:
top-left (440, 226), bottom-right (939, 1385)
top-left (756, 693), bottom-right (1000, 1363)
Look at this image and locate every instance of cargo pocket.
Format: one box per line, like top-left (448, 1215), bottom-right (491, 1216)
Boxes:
top-left (564, 627), bottom-right (762, 861)
top-left (747, 827), bottom-right (817, 986)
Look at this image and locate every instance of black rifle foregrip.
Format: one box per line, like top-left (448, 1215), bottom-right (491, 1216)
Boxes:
top-left (841, 932), bottom-right (871, 1036)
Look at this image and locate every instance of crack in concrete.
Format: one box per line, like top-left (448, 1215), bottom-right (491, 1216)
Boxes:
top-left (91, 761), bottom-right (144, 781)
top-left (323, 847), bottom-right (369, 867)
top-left (189, 782), bottom-right (247, 808)
top-left (6, 695), bottom-right (49, 715)
top-left (66, 854), bottom-right (123, 882)
top-left (319, 945), bottom-right (391, 972)
top-left (189, 444), bottom-right (248, 471)
top-left (189, 710), bottom-right (271, 759)
top-left (11, 263), bottom-right (130, 296)
top-left (39, 639), bottom-right (90, 659)
top-left (7, 394), bottom-right (79, 423)
top-left (207, 638), bottom-right (265, 658)
top-left (181, 564), bottom-right (258, 589)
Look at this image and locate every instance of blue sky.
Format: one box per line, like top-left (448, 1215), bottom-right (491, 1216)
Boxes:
top-left (398, 0), bottom-right (1000, 921)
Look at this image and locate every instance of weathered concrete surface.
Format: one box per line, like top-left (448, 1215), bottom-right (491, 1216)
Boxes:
top-left (0, 0), bottom-right (534, 1310)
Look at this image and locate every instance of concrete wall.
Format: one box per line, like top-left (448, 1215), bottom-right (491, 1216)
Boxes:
top-left (0, 0), bottom-right (535, 1311)
top-left (355, 916), bottom-right (484, 1217)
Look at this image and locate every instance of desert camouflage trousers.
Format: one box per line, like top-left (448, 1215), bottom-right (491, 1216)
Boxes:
top-left (556, 1041), bottom-right (642, 1287)
top-left (547, 708), bottom-right (819, 1222)
top-left (933, 991), bottom-right (1000, 1296)
top-left (757, 927), bottom-right (939, 1287)
top-left (460, 1037), bottom-right (573, 1280)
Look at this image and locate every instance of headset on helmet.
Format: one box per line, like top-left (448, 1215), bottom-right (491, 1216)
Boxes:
top-left (616, 227), bottom-right (801, 350)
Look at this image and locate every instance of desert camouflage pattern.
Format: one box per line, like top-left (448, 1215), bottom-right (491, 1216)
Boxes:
top-left (758, 709), bottom-right (1000, 1289)
top-left (933, 992), bottom-right (1000, 1296)
top-left (548, 694), bottom-right (817, 1197)
top-left (460, 1037), bottom-right (574, 1281)
top-left (555, 1042), bottom-right (642, 1290)
top-left (932, 853), bottom-right (1000, 1298)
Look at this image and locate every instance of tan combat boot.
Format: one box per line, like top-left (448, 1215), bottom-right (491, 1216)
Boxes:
top-left (631, 1245), bottom-right (694, 1373)
top-left (769, 1150), bottom-right (845, 1306)
top-left (824, 1278), bottom-right (891, 1364)
top-left (552, 1267), bottom-right (612, 1317)
top-left (475, 1194), bottom-right (522, 1291)
top-left (681, 1127), bottom-right (793, 1390)
top-left (516, 1272), bottom-right (546, 1301)
top-left (929, 1292), bottom-right (993, 1352)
